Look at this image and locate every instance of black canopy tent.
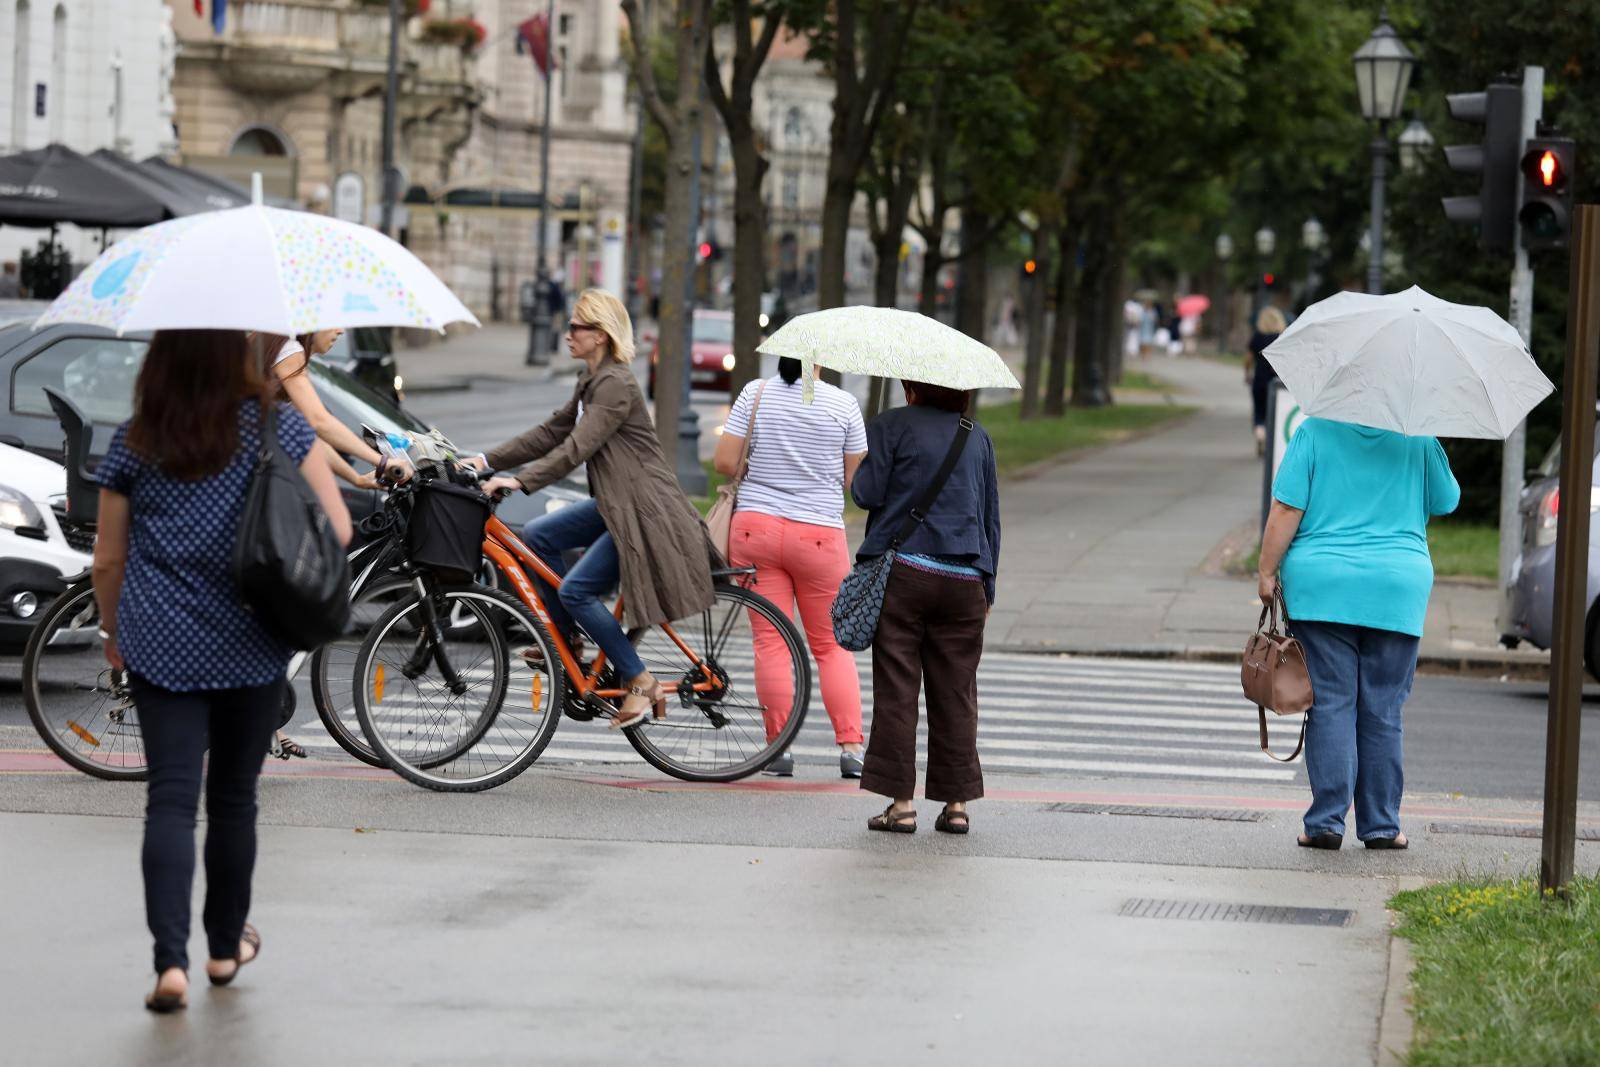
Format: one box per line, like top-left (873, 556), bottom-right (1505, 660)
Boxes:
top-left (87, 150), bottom-right (249, 217)
top-left (139, 156), bottom-right (250, 212)
top-left (0, 143), bottom-right (167, 228)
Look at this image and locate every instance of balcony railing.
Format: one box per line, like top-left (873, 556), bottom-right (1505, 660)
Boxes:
top-left (224, 1), bottom-right (341, 52)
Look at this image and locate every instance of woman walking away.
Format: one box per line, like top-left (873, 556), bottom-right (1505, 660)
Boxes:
top-left (713, 356), bottom-right (868, 778)
top-left (1245, 306), bottom-right (1287, 455)
top-left (1257, 417), bottom-right (1459, 851)
top-left (92, 330), bottom-right (352, 1012)
top-left (851, 381), bottom-right (1000, 834)
top-left (474, 288), bottom-right (715, 730)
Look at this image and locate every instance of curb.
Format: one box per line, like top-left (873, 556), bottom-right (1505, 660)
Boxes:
top-left (1376, 917), bottom-right (1417, 1066)
top-left (986, 642), bottom-right (1551, 679)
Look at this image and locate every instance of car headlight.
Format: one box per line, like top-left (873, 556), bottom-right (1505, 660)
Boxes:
top-left (0, 482), bottom-right (46, 532)
top-left (722, 353), bottom-right (736, 372)
top-left (393, 374), bottom-right (404, 393)
top-left (758, 313), bottom-right (770, 329)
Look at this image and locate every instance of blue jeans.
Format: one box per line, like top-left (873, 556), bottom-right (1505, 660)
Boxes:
top-left (521, 500), bottom-right (645, 681)
top-left (1291, 619), bottom-right (1418, 841)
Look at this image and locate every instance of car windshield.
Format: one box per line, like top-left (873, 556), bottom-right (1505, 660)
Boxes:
top-left (693, 316), bottom-right (733, 344)
top-left (306, 358), bottom-right (428, 437)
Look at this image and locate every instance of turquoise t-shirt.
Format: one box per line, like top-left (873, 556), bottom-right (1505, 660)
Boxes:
top-left (1272, 418), bottom-right (1460, 637)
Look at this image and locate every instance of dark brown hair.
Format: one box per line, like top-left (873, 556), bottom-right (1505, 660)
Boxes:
top-left (902, 380), bottom-right (971, 414)
top-left (127, 329), bottom-right (270, 480)
top-left (254, 332), bottom-right (310, 387)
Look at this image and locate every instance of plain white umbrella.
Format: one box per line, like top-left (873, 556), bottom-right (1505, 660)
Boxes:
top-left (1262, 285), bottom-right (1553, 440)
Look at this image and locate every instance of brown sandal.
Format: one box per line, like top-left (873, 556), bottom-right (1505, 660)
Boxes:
top-left (207, 923), bottom-right (261, 987)
top-left (144, 969), bottom-right (187, 1013)
top-left (935, 807), bottom-right (970, 834)
top-left (867, 804), bottom-right (917, 834)
top-left (611, 680), bottom-right (666, 730)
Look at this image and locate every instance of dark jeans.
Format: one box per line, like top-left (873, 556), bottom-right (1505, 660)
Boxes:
top-left (861, 562), bottom-right (987, 803)
top-left (521, 500), bottom-right (645, 680)
top-left (133, 675), bottom-right (282, 974)
top-left (1291, 620), bottom-right (1418, 842)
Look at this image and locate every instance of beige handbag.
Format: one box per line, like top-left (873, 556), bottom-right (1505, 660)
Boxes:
top-left (705, 380), bottom-right (768, 559)
top-left (1241, 591), bottom-right (1314, 762)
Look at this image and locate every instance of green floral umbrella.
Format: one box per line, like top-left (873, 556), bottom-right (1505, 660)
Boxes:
top-left (756, 305), bottom-right (1020, 401)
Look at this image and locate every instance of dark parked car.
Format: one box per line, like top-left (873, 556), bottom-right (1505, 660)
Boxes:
top-left (321, 325), bottom-right (405, 406)
top-left (0, 321), bottom-right (580, 539)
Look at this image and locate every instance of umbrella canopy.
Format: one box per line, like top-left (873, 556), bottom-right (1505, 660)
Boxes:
top-left (34, 204), bottom-right (479, 336)
top-left (1176, 294), bottom-right (1210, 318)
top-left (1262, 285), bottom-right (1554, 440)
top-left (139, 157), bottom-right (250, 212)
top-left (756, 306), bottom-right (1019, 401)
top-left (0, 143), bottom-right (168, 228)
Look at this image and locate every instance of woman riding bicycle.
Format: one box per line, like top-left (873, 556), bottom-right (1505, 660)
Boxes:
top-left (475, 288), bottom-right (716, 730)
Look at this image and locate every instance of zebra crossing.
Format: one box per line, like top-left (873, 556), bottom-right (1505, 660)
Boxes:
top-left (284, 652), bottom-right (1302, 785)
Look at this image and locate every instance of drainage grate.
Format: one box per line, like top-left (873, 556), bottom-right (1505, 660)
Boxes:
top-left (1043, 802), bottom-right (1267, 823)
top-left (1428, 821), bottom-right (1600, 842)
top-left (1119, 898), bottom-right (1354, 927)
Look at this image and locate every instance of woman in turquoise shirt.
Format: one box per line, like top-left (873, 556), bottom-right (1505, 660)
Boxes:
top-left (1257, 417), bottom-right (1460, 851)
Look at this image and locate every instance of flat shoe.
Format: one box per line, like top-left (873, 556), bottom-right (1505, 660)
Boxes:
top-left (144, 982), bottom-right (186, 1014)
top-left (1364, 835), bottom-right (1409, 850)
top-left (838, 751), bottom-right (863, 779)
top-left (1297, 833), bottom-right (1343, 850)
top-left (934, 807), bottom-right (969, 835)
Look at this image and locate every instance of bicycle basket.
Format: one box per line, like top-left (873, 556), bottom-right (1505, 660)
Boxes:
top-left (405, 480), bottom-right (492, 583)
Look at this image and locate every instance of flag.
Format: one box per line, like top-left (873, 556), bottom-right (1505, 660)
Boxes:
top-left (516, 14), bottom-right (556, 76)
top-left (193, 0), bottom-right (203, 15)
top-left (211, 0), bottom-right (227, 34)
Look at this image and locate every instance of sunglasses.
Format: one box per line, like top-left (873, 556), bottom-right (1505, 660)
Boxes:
top-left (566, 321), bottom-right (601, 334)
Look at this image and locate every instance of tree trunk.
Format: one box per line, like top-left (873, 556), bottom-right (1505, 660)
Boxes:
top-left (1020, 220), bottom-right (1055, 420)
top-left (1102, 204), bottom-right (1128, 386)
top-left (954, 207), bottom-right (989, 343)
top-left (1070, 212), bottom-right (1110, 408)
top-left (1043, 217), bottom-right (1079, 417)
top-left (727, 135), bottom-right (768, 398)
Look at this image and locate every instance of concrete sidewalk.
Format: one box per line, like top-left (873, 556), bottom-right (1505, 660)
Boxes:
top-left (988, 356), bottom-right (1547, 674)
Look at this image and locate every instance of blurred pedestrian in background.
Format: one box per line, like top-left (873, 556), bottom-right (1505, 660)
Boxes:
top-left (714, 355), bottom-right (868, 778)
top-left (92, 329), bottom-right (351, 1012)
top-left (851, 381), bottom-right (1001, 834)
top-left (1256, 416), bottom-right (1459, 851)
top-left (1245, 306), bottom-right (1288, 455)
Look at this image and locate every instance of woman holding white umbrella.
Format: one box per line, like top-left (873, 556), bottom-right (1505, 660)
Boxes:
top-left (1255, 286), bottom-right (1552, 852)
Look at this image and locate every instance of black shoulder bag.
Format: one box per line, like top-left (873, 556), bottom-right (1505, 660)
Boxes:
top-left (233, 404), bottom-right (351, 650)
top-left (831, 417), bottom-right (973, 652)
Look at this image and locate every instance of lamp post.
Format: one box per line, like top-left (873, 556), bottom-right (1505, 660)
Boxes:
top-left (1352, 8), bottom-right (1417, 295)
top-left (525, 0), bottom-right (557, 366)
top-left (1214, 233), bottom-right (1234, 346)
top-left (1254, 226), bottom-right (1276, 323)
top-left (1397, 116), bottom-right (1434, 173)
top-left (1301, 217), bottom-right (1326, 308)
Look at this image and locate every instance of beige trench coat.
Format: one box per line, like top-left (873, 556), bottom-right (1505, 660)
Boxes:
top-left (483, 359), bottom-right (716, 630)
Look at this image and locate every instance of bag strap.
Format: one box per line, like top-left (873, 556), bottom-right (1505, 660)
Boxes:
top-left (890, 416), bottom-right (973, 548)
top-left (1258, 705), bottom-right (1308, 762)
top-left (734, 380), bottom-right (769, 483)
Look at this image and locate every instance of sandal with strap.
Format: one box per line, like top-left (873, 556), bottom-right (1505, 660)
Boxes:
top-left (144, 969), bottom-right (187, 1014)
top-left (610, 679), bottom-right (666, 731)
top-left (276, 736), bottom-right (307, 760)
top-left (935, 807), bottom-right (970, 835)
top-left (207, 923), bottom-right (262, 987)
top-left (867, 804), bottom-right (917, 834)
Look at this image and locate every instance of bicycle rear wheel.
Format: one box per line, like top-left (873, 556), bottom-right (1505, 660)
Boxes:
top-left (22, 579), bottom-right (147, 781)
top-left (353, 586), bottom-right (565, 792)
top-left (309, 577), bottom-right (418, 767)
top-left (624, 583), bottom-right (811, 782)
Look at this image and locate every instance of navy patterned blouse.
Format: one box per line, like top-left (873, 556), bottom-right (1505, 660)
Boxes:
top-left (97, 402), bottom-right (317, 691)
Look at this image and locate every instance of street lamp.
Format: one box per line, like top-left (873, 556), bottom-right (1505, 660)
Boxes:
top-left (1352, 8), bottom-right (1417, 294)
top-left (1398, 116), bottom-right (1434, 173)
top-left (1302, 217), bottom-right (1326, 307)
top-left (1253, 227), bottom-right (1276, 320)
top-left (1254, 226), bottom-right (1276, 257)
top-left (1214, 233), bottom-right (1234, 261)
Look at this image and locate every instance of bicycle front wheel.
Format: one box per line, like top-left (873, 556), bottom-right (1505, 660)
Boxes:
top-left (309, 577), bottom-right (418, 767)
top-left (625, 583), bottom-right (812, 782)
top-left (22, 579), bottom-right (147, 781)
top-left (353, 586), bottom-right (565, 792)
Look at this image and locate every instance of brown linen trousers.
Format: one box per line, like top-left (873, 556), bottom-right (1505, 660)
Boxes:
top-left (860, 562), bottom-right (987, 803)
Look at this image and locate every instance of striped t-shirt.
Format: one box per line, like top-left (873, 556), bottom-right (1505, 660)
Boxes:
top-left (724, 375), bottom-right (867, 529)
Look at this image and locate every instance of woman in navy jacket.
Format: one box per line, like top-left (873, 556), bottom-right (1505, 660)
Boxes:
top-left (851, 380), bottom-right (1001, 835)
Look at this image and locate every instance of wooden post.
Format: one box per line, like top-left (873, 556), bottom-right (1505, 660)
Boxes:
top-left (1540, 203), bottom-right (1600, 896)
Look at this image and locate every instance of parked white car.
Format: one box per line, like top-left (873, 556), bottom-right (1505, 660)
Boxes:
top-left (0, 442), bottom-right (91, 643)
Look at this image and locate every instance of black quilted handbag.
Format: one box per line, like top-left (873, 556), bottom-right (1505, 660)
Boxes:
top-left (831, 417), bottom-right (972, 652)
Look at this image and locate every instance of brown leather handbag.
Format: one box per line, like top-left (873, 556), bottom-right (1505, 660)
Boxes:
top-left (1241, 591), bottom-right (1314, 762)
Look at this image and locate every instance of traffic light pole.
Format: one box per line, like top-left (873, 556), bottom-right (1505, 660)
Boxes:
top-left (1496, 66), bottom-right (1543, 632)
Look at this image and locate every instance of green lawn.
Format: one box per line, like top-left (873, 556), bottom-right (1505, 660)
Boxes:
top-left (1231, 520), bottom-right (1498, 581)
top-left (692, 398), bottom-right (1192, 512)
top-left (1390, 876), bottom-right (1600, 1066)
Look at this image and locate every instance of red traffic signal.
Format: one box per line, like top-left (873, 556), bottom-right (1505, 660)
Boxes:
top-left (1262, 272), bottom-right (1276, 287)
top-left (698, 242), bottom-right (712, 260)
top-left (1524, 147), bottom-right (1567, 190)
top-left (1519, 137), bottom-right (1576, 250)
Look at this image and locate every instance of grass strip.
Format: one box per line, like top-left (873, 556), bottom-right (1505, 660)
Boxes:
top-left (1389, 876), bottom-right (1600, 1066)
top-left (1228, 520), bottom-right (1498, 582)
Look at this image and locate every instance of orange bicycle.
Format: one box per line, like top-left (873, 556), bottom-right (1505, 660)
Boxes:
top-left (352, 493), bottom-right (812, 792)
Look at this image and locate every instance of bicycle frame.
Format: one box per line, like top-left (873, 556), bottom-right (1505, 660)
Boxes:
top-left (480, 514), bottom-right (721, 702)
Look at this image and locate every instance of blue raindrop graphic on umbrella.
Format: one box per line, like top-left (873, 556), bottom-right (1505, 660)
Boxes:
top-left (91, 252), bottom-right (141, 300)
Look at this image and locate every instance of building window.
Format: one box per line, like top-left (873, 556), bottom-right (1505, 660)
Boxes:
top-left (558, 13), bottom-right (573, 36)
top-left (784, 106), bottom-right (802, 146)
top-left (231, 126), bottom-right (290, 156)
top-left (782, 169), bottom-right (800, 211)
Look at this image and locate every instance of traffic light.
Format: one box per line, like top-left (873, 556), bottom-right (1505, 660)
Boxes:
top-left (1519, 137), bottom-right (1576, 251)
top-left (1022, 259), bottom-right (1037, 276)
top-left (1441, 83), bottom-right (1522, 251)
top-left (698, 241), bottom-right (712, 261)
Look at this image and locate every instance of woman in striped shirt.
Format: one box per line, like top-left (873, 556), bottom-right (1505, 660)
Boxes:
top-left (714, 357), bottom-right (868, 778)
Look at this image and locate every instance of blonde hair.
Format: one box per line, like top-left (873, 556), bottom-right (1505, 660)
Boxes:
top-left (572, 288), bottom-right (636, 363)
top-left (1257, 306), bottom-right (1287, 334)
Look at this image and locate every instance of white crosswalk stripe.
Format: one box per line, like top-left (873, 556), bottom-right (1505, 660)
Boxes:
top-left (284, 652), bottom-right (1301, 785)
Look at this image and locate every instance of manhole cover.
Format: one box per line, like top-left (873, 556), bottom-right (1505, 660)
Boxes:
top-left (1044, 802), bottom-right (1266, 822)
top-left (1119, 898), bottom-right (1353, 927)
top-left (1428, 821), bottom-right (1600, 842)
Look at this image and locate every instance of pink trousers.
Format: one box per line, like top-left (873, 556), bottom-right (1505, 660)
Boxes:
top-left (728, 511), bottom-right (864, 744)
